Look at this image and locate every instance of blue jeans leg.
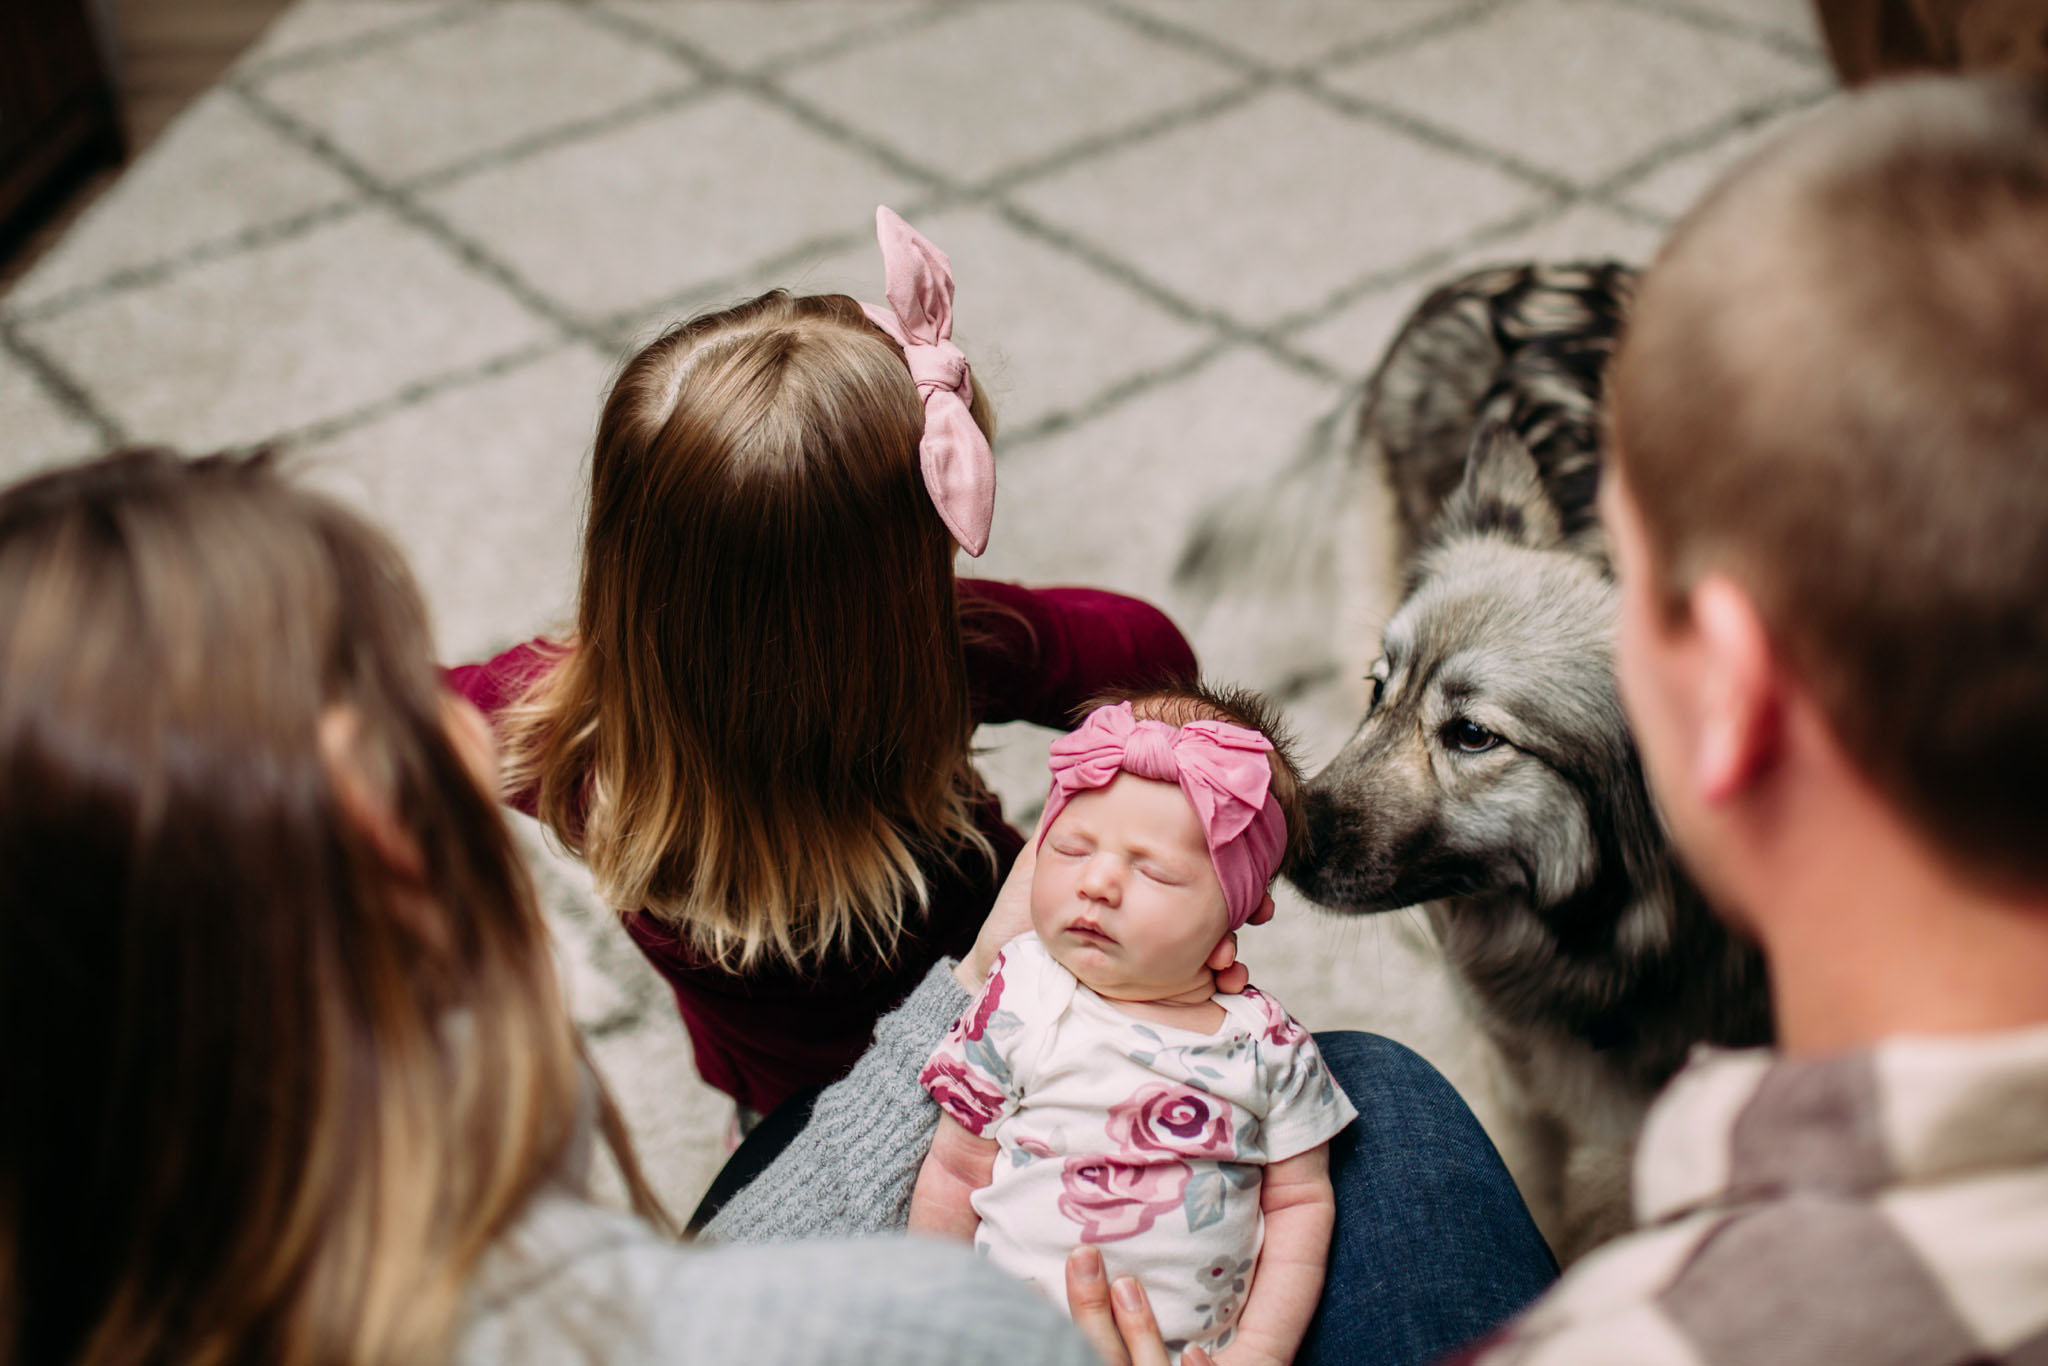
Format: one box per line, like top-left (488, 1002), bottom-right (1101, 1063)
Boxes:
top-left (1298, 1032), bottom-right (1558, 1366)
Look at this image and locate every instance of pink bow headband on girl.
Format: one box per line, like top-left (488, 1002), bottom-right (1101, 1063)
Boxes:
top-left (1041, 702), bottom-right (1288, 931)
top-left (860, 207), bottom-right (996, 556)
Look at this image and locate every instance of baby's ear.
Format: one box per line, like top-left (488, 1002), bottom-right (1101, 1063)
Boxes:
top-left (1244, 893), bottom-right (1275, 927)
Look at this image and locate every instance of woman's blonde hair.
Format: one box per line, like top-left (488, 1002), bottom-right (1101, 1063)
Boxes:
top-left (502, 290), bottom-right (997, 969)
top-left (0, 450), bottom-right (665, 1365)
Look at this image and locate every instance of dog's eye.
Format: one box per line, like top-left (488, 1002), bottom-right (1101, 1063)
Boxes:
top-left (1367, 661), bottom-right (1390, 710)
top-left (1445, 719), bottom-right (1501, 753)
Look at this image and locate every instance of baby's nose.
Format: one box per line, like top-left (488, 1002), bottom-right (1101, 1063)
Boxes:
top-left (1078, 856), bottom-right (1122, 905)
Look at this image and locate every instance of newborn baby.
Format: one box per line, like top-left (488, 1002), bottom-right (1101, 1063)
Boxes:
top-left (911, 688), bottom-right (1357, 1365)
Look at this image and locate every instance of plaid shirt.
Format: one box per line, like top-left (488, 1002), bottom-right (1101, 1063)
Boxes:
top-left (1465, 1024), bottom-right (2048, 1365)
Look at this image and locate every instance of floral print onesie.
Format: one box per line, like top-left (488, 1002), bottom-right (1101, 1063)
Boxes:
top-left (919, 933), bottom-right (1357, 1357)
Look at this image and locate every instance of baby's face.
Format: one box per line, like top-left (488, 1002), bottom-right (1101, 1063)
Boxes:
top-left (1031, 773), bottom-right (1233, 1001)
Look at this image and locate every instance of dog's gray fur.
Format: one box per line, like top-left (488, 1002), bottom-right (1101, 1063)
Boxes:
top-left (1180, 263), bottom-right (1771, 1260)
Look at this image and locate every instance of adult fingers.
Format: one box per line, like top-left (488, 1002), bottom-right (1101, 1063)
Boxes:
top-left (1065, 1246), bottom-right (1132, 1365)
top-left (1108, 1275), bottom-right (1174, 1366)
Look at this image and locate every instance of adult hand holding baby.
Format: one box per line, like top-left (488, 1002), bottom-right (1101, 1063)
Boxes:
top-left (957, 807), bottom-right (1265, 995)
top-left (1064, 1247), bottom-right (1214, 1366)
top-left (925, 695), bottom-right (1339, 1363)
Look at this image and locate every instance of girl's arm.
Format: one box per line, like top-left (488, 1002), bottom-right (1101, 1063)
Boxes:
top-left (1217, 1144), bottom-right (1335, 1366)
top-left (442, 638), bottom-right (565, 817)
top-left (908, 1113), bottom-right (999, 1241)
top-left (959, 580), bottom-right (1197, 729)
top-left (443, 637), bottom-right (563, 725)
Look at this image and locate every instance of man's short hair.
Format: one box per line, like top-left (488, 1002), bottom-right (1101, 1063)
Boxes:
top-left (1611, 74), bottom-right (2048, 892)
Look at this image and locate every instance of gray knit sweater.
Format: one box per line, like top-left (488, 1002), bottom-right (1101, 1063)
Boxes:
top-left (703, 957), bottom-right (972, 1242)
top-left (455, 963), bottom-right (1079, 1362)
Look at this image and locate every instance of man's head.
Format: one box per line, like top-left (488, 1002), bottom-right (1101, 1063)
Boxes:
top-left (1605, 75), bottom-right (2048, 906)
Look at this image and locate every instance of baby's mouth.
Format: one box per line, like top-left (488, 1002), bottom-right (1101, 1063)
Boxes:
top-left (1067, 919), bottom-right (1116, 946)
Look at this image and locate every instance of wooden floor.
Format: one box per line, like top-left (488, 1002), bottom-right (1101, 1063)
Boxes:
top-left (0, 0), bottom-right (293, 293)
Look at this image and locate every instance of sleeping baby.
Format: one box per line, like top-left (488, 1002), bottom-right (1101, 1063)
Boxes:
top-left (911, 688), bottom-right (1357, 1365)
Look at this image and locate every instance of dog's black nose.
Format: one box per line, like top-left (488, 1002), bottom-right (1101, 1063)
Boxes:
top-left (1301, 783), bottom-right (1338, 860)
top-left (1296, 781), bottom-right (1356, 883)
top-left (1291, 777), bottom-right (1405, 913)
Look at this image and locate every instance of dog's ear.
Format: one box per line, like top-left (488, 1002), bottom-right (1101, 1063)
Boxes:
top-left (1442, 421), bottom-right (1567, 550)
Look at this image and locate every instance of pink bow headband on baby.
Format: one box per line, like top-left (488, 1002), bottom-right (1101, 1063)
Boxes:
top-left (860, 206), bottom-right (996, 557)
top-left (1041, 702), bottom-right (1288, 931)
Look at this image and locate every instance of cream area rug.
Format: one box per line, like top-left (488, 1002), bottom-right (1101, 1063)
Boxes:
top-left (0, 0), bottom-right (1830, 1226)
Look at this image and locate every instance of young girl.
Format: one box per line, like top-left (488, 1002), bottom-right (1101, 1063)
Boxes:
top-left (0, 448), bottom-right (1094, 1364)
top-left (909, 690), bottom-right (1358, 1366)
top-left (450, 208), bottom-right (1197, 1117)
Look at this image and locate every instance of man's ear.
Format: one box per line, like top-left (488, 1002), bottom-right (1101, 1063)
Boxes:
top-left (1689, 575), bottom-right (1783, 804)
top-left (319, 706), bottom-right (427, 882)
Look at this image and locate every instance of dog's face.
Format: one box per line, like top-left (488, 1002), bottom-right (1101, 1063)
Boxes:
top-left (1294, 533), bottom-right (1634, 921)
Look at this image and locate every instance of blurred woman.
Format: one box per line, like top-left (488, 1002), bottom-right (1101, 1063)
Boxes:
top-left (0, 448), bottom-right (1089, 1366)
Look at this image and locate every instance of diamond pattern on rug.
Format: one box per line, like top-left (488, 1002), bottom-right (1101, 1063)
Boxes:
top-left (0, 0), bottom-right (1834, 1221)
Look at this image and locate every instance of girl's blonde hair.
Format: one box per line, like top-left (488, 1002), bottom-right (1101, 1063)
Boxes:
top-left (503, 290), bottom-right (997, 969)
top-left (0, 450), bottom-right (666, 1365)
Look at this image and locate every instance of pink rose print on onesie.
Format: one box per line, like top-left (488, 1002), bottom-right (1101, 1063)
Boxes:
top-left (1058, 1154), bottom-right (1190, 1242)
top-left (919, 1055), bottom-right (1006, 1137)
top-left (1106, 1083), bottom-right (1236, 1161)
top-left (1241, 985), bottom-right (1307, 1047)
top-left (946, 956), bottom-right (1007, 1045)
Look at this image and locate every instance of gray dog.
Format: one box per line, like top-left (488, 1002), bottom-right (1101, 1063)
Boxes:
top-left (1181, 263), bottom-right (1771, 1261)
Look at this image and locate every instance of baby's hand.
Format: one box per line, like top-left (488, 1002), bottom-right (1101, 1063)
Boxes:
top-left (1205, 892), bottom-right (1270, 996)
top-left (1208, 927), bottom-right (1252, 997)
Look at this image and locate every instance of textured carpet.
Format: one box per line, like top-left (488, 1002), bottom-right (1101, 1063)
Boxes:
top-left (0, 0), bottom-right (1832, 1229)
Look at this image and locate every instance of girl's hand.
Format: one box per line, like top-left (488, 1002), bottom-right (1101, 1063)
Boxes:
top-left (1065, 1247), bottom-right (1214, 1366)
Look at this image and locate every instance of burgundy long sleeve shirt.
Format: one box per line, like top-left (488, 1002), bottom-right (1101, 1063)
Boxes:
top-left (448, 579), bottom-right (1197, 1114)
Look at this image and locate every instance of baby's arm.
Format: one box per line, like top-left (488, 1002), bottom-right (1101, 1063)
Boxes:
top-left (1218, 1143), bottom-right (1335, 1366)
top-left (908, 1112), bottom-right (999, 1241)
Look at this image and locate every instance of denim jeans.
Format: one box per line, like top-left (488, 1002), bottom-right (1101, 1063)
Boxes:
top-left (1298, 1032), bottom-right (1557, 1365)
top-left (695, 1031), bottom-right (1557, 1365)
